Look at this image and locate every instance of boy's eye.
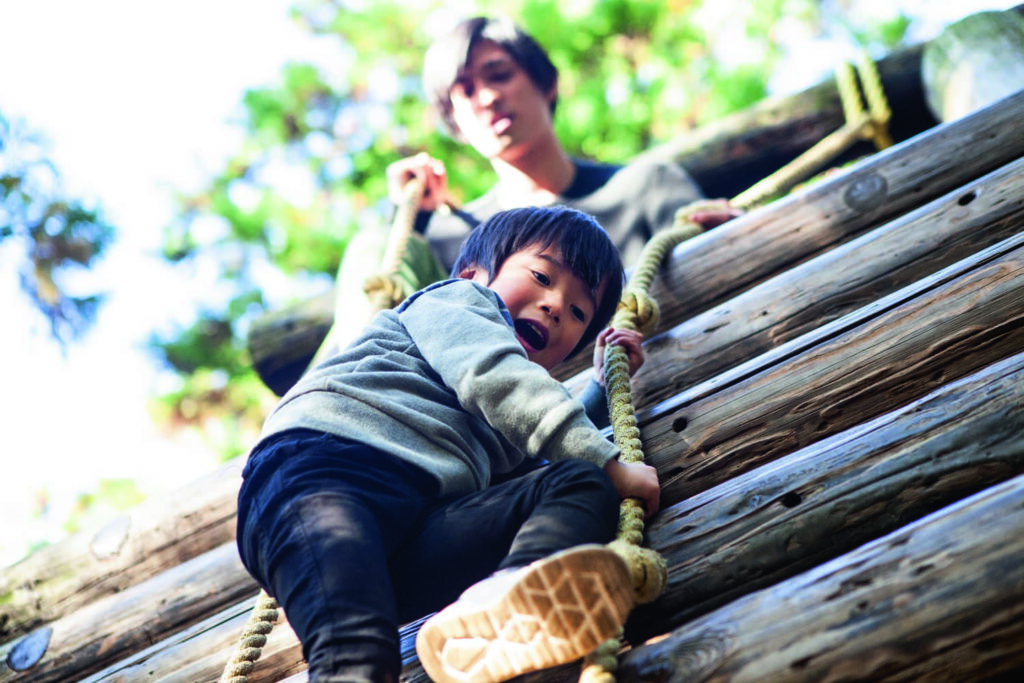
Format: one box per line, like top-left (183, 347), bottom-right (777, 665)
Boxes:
top-left (570, 305), bottom-right (587, 323)
top-left (532, 271), bottom-right (551, 286)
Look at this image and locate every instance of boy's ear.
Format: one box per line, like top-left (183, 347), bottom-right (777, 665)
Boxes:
top-left (457, 267), bottom-right (483, 281)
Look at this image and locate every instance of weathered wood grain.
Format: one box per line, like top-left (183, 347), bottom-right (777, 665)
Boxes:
top-left (565, 154), bottom-right (1024, 405)
top-left (0, 458), bottom-right (243, 641)
top-left (616, 474), bottom-right (1024, 682)
top-left (78, 600), bottom-right (304, 683)
top-left (398, 353), bottom-right (1024, 683)
top-left (0, 544), bottom-right (257, 682)
top-left (635, 46), bottom-right (935, 199)
top-left (628, 351), bottom-right (1024, 641)
top-left (642, 233), bottom-right (1024, 507)
top-left (922, 8), bottom-right (1024, 122)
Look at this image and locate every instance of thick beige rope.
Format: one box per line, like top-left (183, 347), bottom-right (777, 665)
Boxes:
top-left (580, 55), bottom-right (892, 683)
top-left (731, 55), bottom-right (892, 210)
top-left (218, 589), bottom-right (280, 683)
top-left (363, 177), bottom-right (427, 310)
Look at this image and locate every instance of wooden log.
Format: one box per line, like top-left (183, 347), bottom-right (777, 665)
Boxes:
top-left (627, 351), bottom-right (1024, 642)
top-left (565, 153), bottom-right (1024, 406)
top-left (637, 45), bottom-right (936, 200)
top-left (250, 88), bottom-right (1024, 394)
top-left (615, 474), bottom-right (1024, 682)
top-left (51, 353), bottom-right (1024, 683)
top-left (641, 231), bottom-right (1024, 506)
top-left (0, 457), bottom-right (243, 642)
top-left (0, 544), bottom-right (258, 682)
top-left (77, 600), bottom-right (305, 683)
top-left (922, 8), bottom-right (1024, 122)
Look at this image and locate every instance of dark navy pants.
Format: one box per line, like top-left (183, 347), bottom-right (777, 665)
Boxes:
top-left (235, 428), bottom-right (620, 683)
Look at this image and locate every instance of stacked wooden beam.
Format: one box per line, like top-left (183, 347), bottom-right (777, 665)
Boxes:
top-left (3, 50), bottom-right (1023, 683)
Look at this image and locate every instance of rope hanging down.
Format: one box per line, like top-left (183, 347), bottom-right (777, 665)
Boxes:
top-left (579, 55), bottom-right (891, 683)
top-left (218, 589), bottom-right (280, 683)
top-left (363, 177), bottom-right (428, 310)
top-left (222, 54), bottom-right (891, 683)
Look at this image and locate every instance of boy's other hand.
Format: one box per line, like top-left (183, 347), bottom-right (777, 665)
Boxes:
top-left (602, 459), bottom-right (660, 518)
top-left (387, 152), bottom-right (450, 211)
top-left (593, 327), bottom-right (645, 385)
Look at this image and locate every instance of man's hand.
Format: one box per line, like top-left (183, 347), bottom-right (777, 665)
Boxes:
top-left (386, 152), bottom-right (451, 211)
top-left (689, 198), bottom-right (744, 230)
top-left (593, 327), bottom-right (645, 385)
top-left (602, 458), bottom-right (660, 518)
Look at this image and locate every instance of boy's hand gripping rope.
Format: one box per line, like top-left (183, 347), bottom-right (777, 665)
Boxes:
top-left (580, 56), bottom-right (891, 682)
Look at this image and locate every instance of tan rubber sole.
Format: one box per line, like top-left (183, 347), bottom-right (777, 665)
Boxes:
top-left (415, 544), bottom-right (633, 682)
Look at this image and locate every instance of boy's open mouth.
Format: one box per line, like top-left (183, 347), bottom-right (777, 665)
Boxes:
top-left (514, 318), bottom-right (548, 352)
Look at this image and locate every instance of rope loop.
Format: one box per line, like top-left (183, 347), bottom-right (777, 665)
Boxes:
top-left (617, 289), bottom-right (660, 337)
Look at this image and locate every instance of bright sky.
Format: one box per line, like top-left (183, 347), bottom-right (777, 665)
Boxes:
top-left (0, 0), bottom-right (323, 567)
top-left (0, 0), bottom-right (1015, 568)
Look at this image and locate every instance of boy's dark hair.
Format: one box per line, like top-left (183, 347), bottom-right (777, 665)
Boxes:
top-left (452, 206), bottom-right (624, 358)
top-left (423, 16), bottom-right (558, 139)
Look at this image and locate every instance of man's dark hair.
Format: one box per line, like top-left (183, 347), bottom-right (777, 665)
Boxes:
top-left (423, 15), bottom-right (558, 138)
top-left (452, 206), bottom-right (624, 357)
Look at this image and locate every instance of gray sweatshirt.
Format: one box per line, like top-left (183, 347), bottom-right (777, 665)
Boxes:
top-left (422, 159), bottom-right (703, 272)
top-left (259, 279), bottom-right (619, 498)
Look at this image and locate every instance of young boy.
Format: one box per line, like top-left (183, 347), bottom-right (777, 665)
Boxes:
top-left (235, 206), bottom-right (659, 683)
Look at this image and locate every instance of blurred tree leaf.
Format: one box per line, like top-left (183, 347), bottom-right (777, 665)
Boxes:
top-left (1, 113), bottom-right (116, 347)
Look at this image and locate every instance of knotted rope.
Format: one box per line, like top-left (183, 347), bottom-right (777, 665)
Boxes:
top-left (581, 55), bottom-right (891, 682)
top-left (218, 589), bottom-right (280, 683)
top-left (579, 203), bottom-right (710, 683)
top-left (732, 54), bottom-right (892, 210)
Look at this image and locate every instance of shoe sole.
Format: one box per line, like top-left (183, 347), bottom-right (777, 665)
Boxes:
top-left (415, 544), bottom-right (633, 683)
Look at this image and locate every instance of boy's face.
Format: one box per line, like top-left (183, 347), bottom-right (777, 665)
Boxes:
top-left (462, 246), bottom-right (603, 371)
top-left (449, 39), bottom-right (556, 161)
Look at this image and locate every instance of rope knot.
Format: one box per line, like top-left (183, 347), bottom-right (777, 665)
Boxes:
top-left (608, 538), bottom-right (668, 605)
top-left (363, 273), bottom-right (407, 310)
top-left (615, 289), bottom-right (660, 337)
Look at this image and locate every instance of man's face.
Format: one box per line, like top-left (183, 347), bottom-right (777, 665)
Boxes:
top-left (464, 246), bottom-right (602, 371)
top-left (448, 40), bottom-right (556, 161)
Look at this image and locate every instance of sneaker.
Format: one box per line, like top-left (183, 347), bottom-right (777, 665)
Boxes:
top-left (415, 544), bottom-right (633, 683)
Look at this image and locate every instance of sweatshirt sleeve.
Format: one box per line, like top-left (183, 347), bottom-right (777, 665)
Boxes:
top-left (399, 281), bottom-right (620, 467)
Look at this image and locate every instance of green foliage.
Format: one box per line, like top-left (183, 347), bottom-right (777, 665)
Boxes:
top-left (152, 0), bottom-right (932, 458)
top-left (0, 114), bottom-right (116, 346)
top-left (63, 479), bottom-right (146, 536)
